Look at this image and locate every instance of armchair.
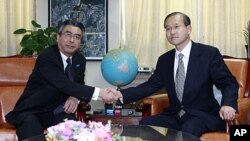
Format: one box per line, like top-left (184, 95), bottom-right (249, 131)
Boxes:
top-left (136, 57), bottom-right (250, 141)
top-left (0, 55), bottom-right (90, 141)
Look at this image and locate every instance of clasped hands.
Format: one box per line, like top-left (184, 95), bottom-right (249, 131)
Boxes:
top-left (61, 88), bottom-right (122, 114)
top-left (99, 88), bottom-right (123, 104)
top-left (219, 105), bottom-right (236, 121)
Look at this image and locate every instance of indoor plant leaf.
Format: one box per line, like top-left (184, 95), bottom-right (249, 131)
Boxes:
top-left (20, 34), bottom-right (32, 44)
top-left (20, 47), bottom-right (34, 55)
top-left (20, 39), bottom-right (39, 49)
top-left (243, 20), bottom-right (250, 46)
top-left (48, 37), bottom-right (57, 46)
top-left (13, 29), bottom-right (27, 34)
top-left (36, 44), bottom-right (47, 54)
top-left (45, 27), bottom-right (57, 34)
top-left (14, 20), bottom-right (58, 55)
top-left (31, 20), bottom-right (41, 28)
top-left (36, 29), bottom-right (45, 35)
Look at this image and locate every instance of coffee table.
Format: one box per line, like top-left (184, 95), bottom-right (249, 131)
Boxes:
top-left (25, 125), bottom-right (200, 141)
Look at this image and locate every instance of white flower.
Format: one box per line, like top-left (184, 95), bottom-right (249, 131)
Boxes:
top-left (45, 119), bottom-right (115, 141)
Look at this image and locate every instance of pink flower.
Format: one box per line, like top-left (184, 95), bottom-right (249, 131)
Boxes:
top-left (46, 119), bottom-right (116, 141)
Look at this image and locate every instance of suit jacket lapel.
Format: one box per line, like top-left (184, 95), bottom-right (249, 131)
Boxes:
top-left (72, 56), bottom-right (79, 81)
top-left (169, 51), bottom-right (176, 96)
top-left (53, 45), bottom-right (64, 71)
top-left (182, 42), bottom-right (201, 103)
top-left (72, 53), bottom-right (84, 82)
top-left (165, 50), bottom-right (181, 104)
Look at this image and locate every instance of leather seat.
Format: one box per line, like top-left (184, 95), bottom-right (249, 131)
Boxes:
top-left (0, 55), bottom-right (90, 141)
top-left (136, 57), bottom-right (250, 141)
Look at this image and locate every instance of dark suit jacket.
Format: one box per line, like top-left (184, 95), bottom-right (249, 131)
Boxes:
top-left (121, 41), bottom-right (239, 131)
top-left (5, 45), bottom-right (95, 124)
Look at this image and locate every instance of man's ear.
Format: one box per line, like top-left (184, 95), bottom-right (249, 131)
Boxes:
top-left (57, 34), bottom-right (60, 41)
top-left (187, 25), bottom-right (192, 34)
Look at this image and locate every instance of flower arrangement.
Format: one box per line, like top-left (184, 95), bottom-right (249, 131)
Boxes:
top-left (45, 119), bottom-right (119, 141)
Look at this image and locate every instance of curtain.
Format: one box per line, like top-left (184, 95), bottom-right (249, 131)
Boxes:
top-left (0, 0), bottom-right (35, 56)
top-left (121, 0), bottom-right (250, 67)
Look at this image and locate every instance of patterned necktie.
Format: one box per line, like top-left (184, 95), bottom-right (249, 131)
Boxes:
top-left (65, 58), bottom-right (74, 81)
top-left (175, 53), bottom-right (185, 116)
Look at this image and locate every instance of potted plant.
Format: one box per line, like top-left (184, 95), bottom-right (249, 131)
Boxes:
top-left (13, 20), bottom-right (57, 55)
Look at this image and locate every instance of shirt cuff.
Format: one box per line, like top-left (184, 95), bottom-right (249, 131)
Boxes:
top-left (119, 98), bottom-right (124, 104)
top-left (91, 87), bottom-right (100, 100)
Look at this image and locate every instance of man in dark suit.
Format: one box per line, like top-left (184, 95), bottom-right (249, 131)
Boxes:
top-left (5, 20), bottom-right (117, 140)
top-left (112, 12), bottom-right (238, 137)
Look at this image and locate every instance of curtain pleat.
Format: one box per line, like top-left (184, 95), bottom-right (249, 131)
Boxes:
top-left (0, 0), bottom-right (35, 56)
top-left (121, 0), bottom-right (250, 67)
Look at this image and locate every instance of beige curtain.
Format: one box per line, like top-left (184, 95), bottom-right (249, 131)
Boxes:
top-left (121, 0), bottom-right (250, 67)
top-left (0, 0), bottom-right (35, 56)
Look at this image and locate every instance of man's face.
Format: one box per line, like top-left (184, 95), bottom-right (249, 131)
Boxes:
top-left (164, 14), bottom-right (192, 49)
top-left (57, 25), bottom-right (83, 57)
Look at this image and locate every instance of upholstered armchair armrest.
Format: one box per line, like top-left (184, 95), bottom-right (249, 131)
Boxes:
top-left (76, 100), bottom-right (91, 122)
top-left (201, 120), bottom-right (236, 140)
top-left (135, 93), bottom-right (169, 118)
top-left (198, 98), bottom-right (249, 140)
top-left (236, 97), bottom-right (250, 125)
top-left (219, 97), bottom-right (250, 134)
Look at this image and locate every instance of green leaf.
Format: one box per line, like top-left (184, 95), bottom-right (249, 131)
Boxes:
top-left (36, 35), bottom-right (48, 45)
top-left (20, 48), bottom-right (34, 55)
top-left (20, 35), bottom-right (32, 45)
top-left (45, 27), bottom-right (58, 34)
top-left (37, 29), bottom-right (44, 34)
top-left (13, 29), bottom-right (27, 34)
top-left (20, 39), bottom-right (39, 49)
top-left (35, 44), bottom-right (46, 55)
top-left (14, 20), bottom-right (58, 55)
top-left (243, 20), bottom-right (250, 45)
top-left (48, 37), bottom-right (57, 45)
top-left (31, 20), bottom-right (41, 28)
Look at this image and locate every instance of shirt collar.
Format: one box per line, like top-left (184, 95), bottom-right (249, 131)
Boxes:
top-left (175, 41), bottom-right (192, 59)
top-left (60, 51), bottom-right (72, 63)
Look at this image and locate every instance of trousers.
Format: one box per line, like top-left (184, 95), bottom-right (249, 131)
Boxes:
top-left (15, 111), bottom-right (76, 141)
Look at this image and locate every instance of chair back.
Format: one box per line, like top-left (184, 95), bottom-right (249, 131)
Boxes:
top-left (0, 56), bottom-right (36, 125)
top-left (223, 57), bottom-right (249, 98)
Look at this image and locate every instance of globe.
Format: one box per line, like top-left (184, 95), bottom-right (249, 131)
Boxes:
top-left (101, 49), bottom-right (138, 88)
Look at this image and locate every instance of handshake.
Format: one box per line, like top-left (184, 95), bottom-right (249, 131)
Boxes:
top-left (99, 88), bottom-right (123, 104)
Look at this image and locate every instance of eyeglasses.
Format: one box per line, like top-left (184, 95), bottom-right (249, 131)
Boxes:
top-left (164, 25), bottom-right (186, 32)
top-left (61, 32), bottom-right (82, 41)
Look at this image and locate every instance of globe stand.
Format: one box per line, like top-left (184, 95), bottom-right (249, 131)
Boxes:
top-left (114, 86), bottom-right (122, 116)
top-left (101, 48), bottom-right (139, 116)
top-left (104, 86), bottom-right (122, 116)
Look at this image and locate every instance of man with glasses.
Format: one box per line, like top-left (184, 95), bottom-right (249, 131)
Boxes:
top-left (112, 12), bottom-right (238, 137)
top-left (5, 20), bottom-right (118, 140)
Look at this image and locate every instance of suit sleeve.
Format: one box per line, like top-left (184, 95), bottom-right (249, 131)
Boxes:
top-left (121, 56), bottom-right (165, 104)
top-left (35, 53), bottom-right (95, 102)
top-left (210, 49), bottom-right (239, 111)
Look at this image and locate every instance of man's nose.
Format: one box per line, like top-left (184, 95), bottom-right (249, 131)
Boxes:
top-left (69, 36), bottom-right (75, 42)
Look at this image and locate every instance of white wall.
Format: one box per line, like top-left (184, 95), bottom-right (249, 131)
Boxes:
top-left (36, 0), bottom-right (120, 110)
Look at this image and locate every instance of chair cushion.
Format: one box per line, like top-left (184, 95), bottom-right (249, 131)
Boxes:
top-left (200, 132), bottom-right (229, 141)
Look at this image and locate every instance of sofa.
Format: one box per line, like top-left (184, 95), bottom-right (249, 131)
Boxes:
top-left (0, 55), bottom-right (90, 141)
top-left (135, 57), bottom-right (250, 141)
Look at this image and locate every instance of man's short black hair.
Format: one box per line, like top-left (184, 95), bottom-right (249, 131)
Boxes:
top-left (163, 12), bottom-right (191, 28)
top-left (58, 20), bottom-right (85, 34)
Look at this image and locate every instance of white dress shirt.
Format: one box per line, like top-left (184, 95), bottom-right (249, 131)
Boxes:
top-left (174, 41), bottom-right (192, 81)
